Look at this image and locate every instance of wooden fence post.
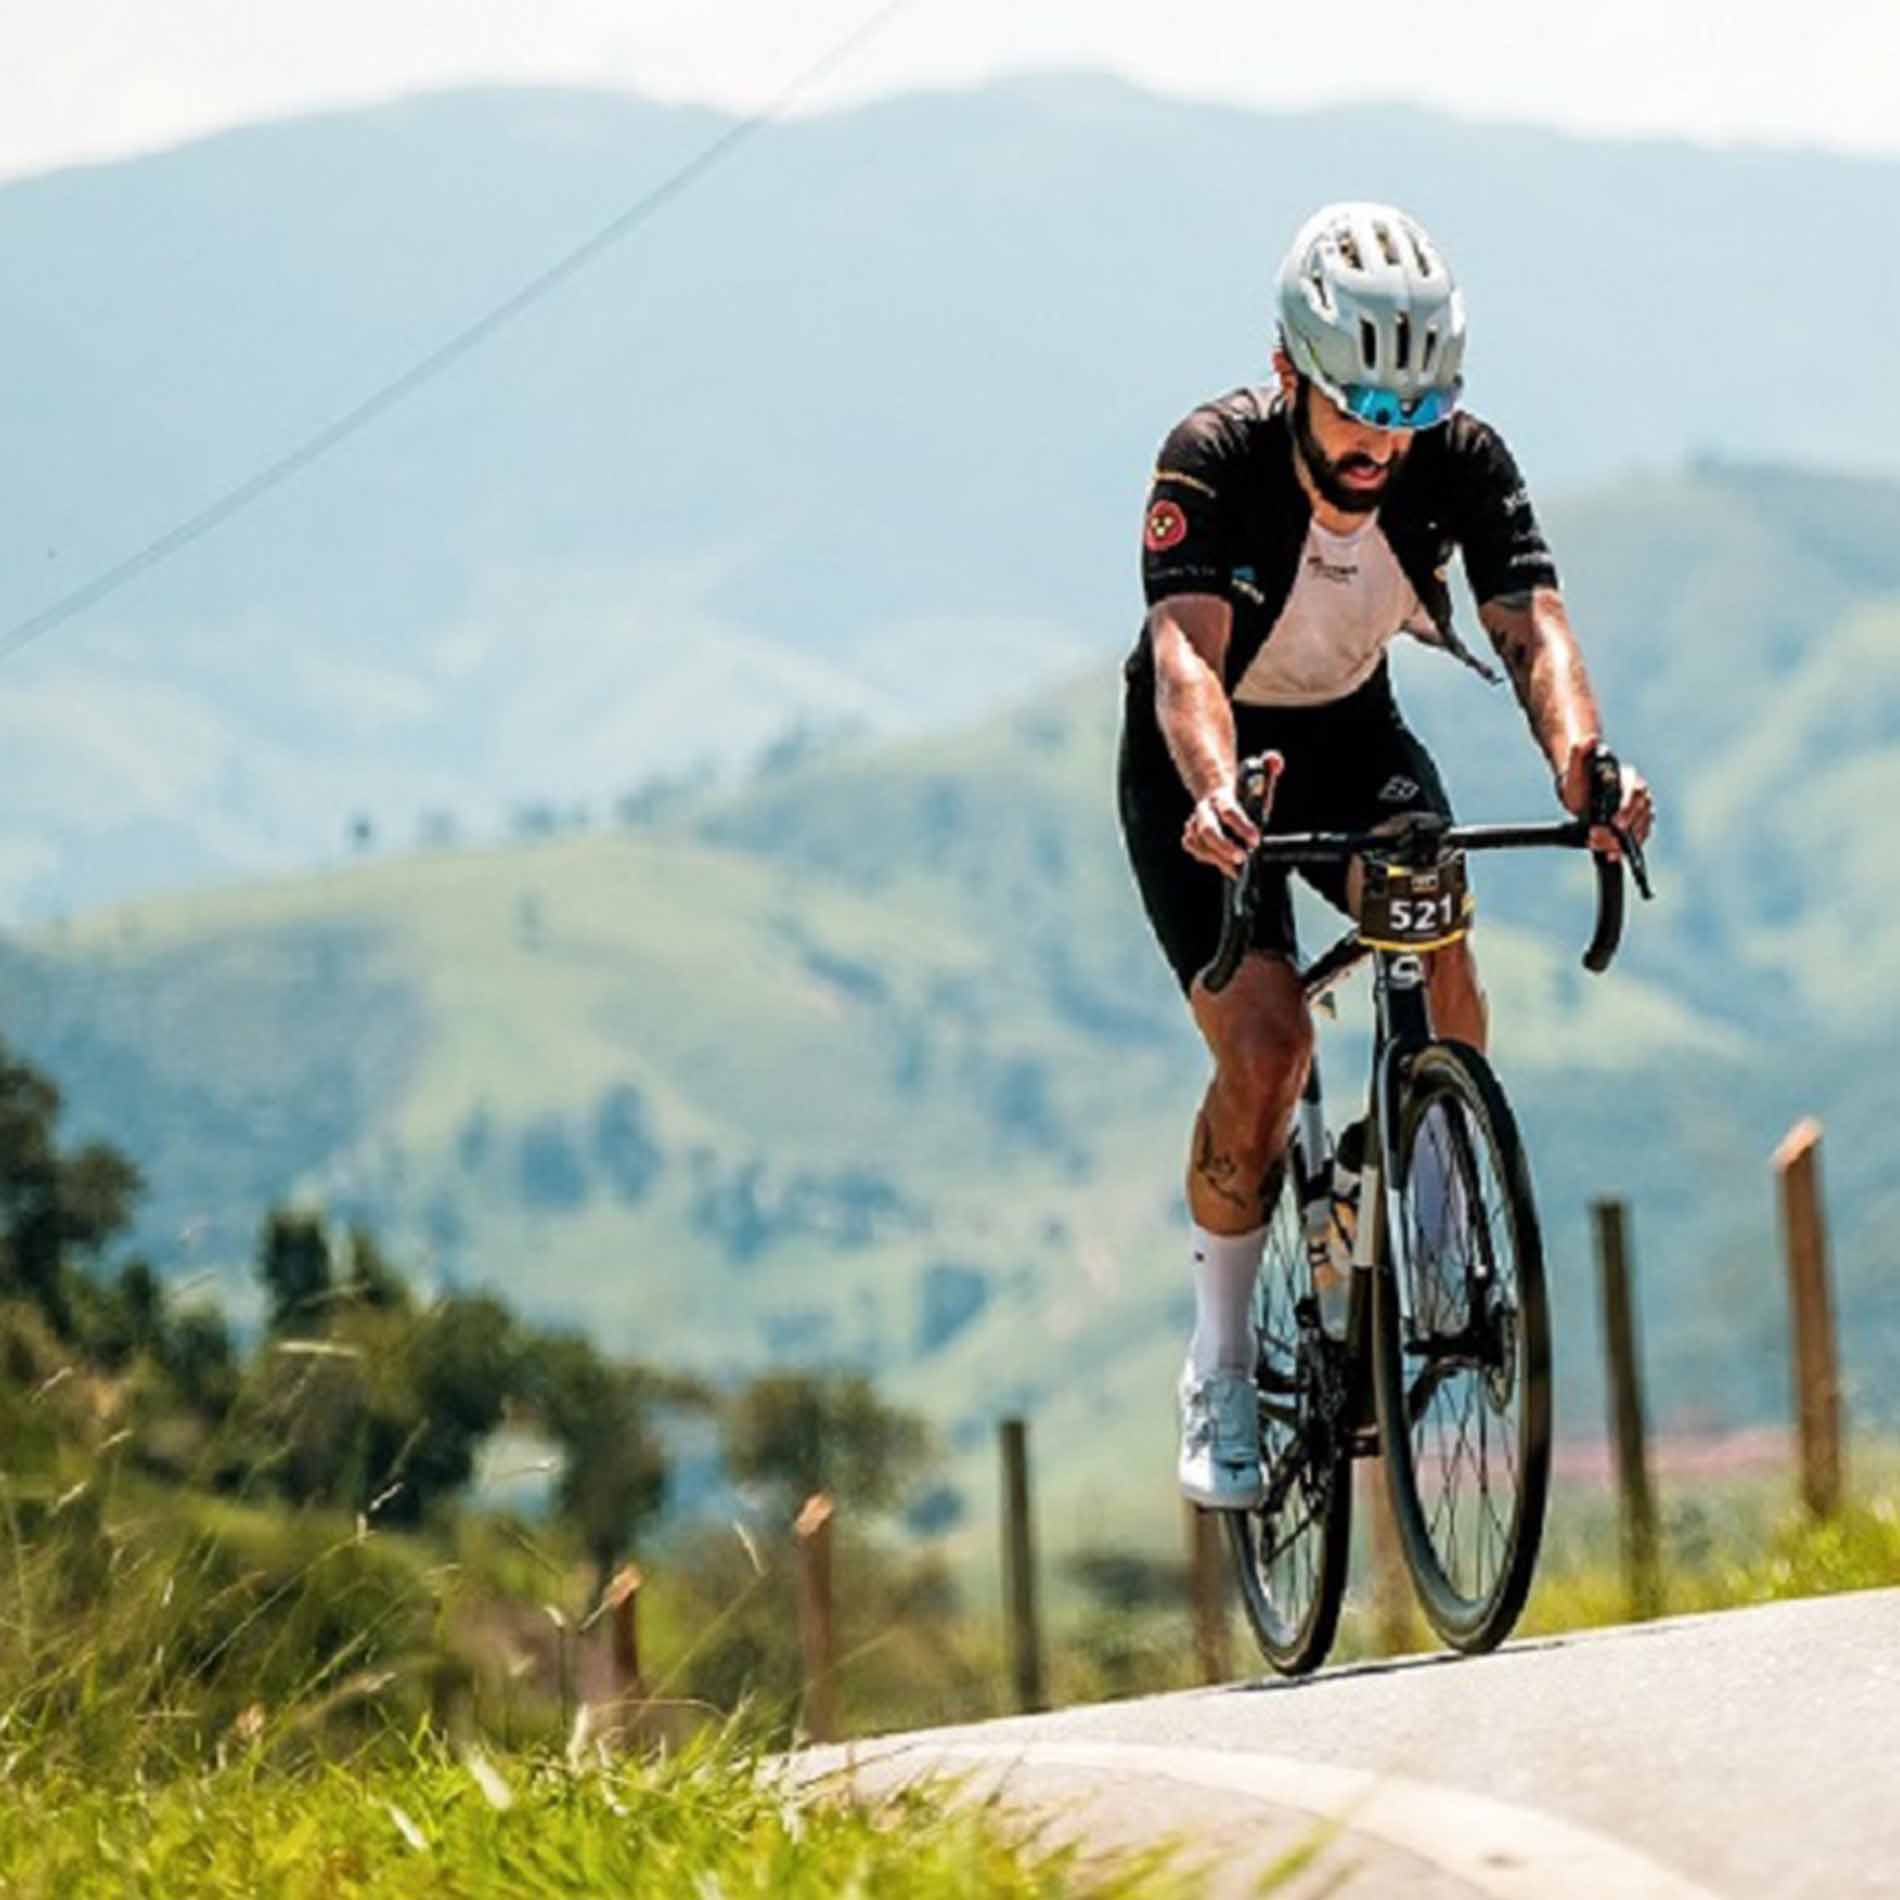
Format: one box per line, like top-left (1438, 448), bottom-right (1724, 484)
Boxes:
top-left (1592, 1200), bottom-right (1662, 1618)
top-left (998, 1417), bottom-right (1046, 1712)
top-left (1360, 1458), bottom-right (1412, 1655)
top-left (1775, 1120), bottom-right (1844, 1519)
top-left (1183, 1502), bottom-right (1230, 1684)
top-left (607, 1562), bottom-right (645, 1704)
top-left (794, 1492), bottom-right (838, 1742)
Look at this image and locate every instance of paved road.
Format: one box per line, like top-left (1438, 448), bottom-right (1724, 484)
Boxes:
top-left (800, 1589), bottom-right (1900, 1898)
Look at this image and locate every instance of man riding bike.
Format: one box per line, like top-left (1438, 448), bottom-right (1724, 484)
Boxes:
top-left (1118, 201), bottom-right (1656, 1511)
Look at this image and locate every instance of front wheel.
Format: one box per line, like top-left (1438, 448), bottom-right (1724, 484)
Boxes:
top-left (1226, 1158), bottom-right (1353, 1676)
top-left (1372, 1041), bottom-right (1551, 1652)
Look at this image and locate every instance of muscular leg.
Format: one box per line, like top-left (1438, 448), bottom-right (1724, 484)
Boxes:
top-left (1186, 952), bottom-right (1315, 1232)
top-left (1425, 936), bottom-right (1488, 1049)
top-left (1176, 951), bottom-right (1314, 1429)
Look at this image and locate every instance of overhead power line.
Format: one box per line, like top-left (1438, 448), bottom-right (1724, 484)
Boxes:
top-left (0, 0), bottom-right (915, 666)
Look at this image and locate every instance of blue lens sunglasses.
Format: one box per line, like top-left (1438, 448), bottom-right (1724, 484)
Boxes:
top-left (1337, 380), bottom-right (1461, 431)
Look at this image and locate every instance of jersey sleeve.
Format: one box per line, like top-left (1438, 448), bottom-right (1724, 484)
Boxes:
top-left (1447, 419), bottom-right (1560, 604)
top-left (1141, 409), bottom-right (1237, 606)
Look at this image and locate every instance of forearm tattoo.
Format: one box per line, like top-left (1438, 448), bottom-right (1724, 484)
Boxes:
top-left (1482, 588), bottom-right (1599, 766)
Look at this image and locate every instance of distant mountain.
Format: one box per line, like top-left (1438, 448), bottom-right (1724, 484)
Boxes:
top-left (12, 456), bottom-right (1900, 1567)
top-left (6, 77), bottom-right (1900, 918)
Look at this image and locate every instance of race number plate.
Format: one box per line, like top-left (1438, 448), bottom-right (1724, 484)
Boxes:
top-left (1360, 851), bottom-right (1473, 951)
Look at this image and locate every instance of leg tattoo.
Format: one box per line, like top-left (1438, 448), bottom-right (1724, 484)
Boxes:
top-left (1194, 1109), bottom-right (1259, 1220)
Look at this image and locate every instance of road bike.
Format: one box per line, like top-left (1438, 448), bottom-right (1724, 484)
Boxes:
top-left (1208, 746), bottom-right (1652, 1674)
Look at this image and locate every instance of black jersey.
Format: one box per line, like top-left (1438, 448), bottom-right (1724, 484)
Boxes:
top-left (1126, 387), bottom-right (1559, 702)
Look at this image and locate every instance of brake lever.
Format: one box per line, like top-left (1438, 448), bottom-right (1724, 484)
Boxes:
top-left (1612, 824), bottom-right (1655, 902)
top-left (1237, 750), bottom-right (1285, 828)
top-left (1586, 745), bottom-right (1654, 901)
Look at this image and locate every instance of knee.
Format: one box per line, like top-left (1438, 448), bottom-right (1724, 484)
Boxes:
top-left (1211, 1007), bottom-right (1313, 1136)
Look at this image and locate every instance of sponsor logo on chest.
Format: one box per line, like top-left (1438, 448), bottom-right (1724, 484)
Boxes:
top-left (1305, 552), bottom-right (1359, 585)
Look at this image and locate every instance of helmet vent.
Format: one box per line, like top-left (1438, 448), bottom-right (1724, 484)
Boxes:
top-left (1410, 230), bottom-right (1436, 277)
top-left (1394, 312), bottom-right (1412, 372)
top-left (1309, 262), bottom-right (1333, 313)
top-left (1337, 228), bottom-right (1364, 272)
top-left (1372, 219), bottom-right (1401, 268)
top-left (1421, 326), bottom-right (1439, 372)
top-left (1359, 319), bottom-right (1378, 372)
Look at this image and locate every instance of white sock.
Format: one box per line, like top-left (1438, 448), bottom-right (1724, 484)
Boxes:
top-left (1188, 1222), bottom-right (1268, 1378)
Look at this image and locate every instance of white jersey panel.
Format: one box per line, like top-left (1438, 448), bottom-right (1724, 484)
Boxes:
top-left (1231, 517), bottom-right (1435, 709)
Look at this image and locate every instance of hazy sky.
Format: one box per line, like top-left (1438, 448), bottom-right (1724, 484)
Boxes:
top-left (6, 0), bottom-right (1899, 182)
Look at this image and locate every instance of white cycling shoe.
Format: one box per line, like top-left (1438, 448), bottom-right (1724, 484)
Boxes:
top-left (1177, 1363), bottom-right (1265, 1511)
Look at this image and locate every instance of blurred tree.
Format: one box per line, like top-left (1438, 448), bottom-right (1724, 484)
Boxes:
top-left (724, 1371), bottom-right (932, 1521)
top-left (254, 1285), bottom-right (519, 1523)
top-left (0, 1042), bottom-right (143, 1335)
top-left (381, 1293), bottom-right (517, 1520)
top-left (86, 1258), bottom-right (167, 1372)
top-left (257, 1210), bottom-right (333, 1335)
top-left (343, 1224), bottom-right (411, 1313)
top-left (162, 1305), bottom-right (239, 1422)
top-left (521, 1332), bottom-right (671, 1600)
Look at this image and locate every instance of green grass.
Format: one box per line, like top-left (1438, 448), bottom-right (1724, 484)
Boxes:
top-left (0, 1728), bottom-right (1186, 1898)
top-left (1521, 1479), bottom-right (1900, 1637)
top-left (2, 1393), bottom-right (1896, 1897)
top-left (0, 1437), bottom-right (1191, 1896)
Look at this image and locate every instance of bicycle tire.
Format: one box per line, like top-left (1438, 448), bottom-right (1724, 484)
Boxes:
top-left (1225, 1161), bottom-right (1353, 1676)
top-left (1372, 1040), bottom-right (1551, 1652)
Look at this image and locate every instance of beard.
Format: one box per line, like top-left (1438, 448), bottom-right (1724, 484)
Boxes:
top-left (1290, 384), bottom-right (1401, 516)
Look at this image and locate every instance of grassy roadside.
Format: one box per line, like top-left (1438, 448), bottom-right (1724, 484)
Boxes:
top-left (4, 1411), bottom-right (1894, 1897)
top-left (0, 1459), bottom-right (1182, 1896)
top-left (1518, 1488), bottom-right (1900, 1637)
top-left (0, 1729), bottom-right (1186, 1899)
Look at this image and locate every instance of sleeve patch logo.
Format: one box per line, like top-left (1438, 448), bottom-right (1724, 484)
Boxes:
top-left (1144, 499), bottom-right (1189, 552)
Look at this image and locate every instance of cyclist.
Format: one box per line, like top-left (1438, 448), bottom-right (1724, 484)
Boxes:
top-left (1119, 202), bottom-right (1655, 1510)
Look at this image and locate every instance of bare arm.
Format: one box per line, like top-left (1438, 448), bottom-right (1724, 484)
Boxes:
top-left (1148, 594), bottom-right (1262, 875)
top-left (1151, 594), bottom-right (1236, 798)
top-left (1480, 585), bottom-right (1654, 847)
top-left (1478, 585), bottom-right (1600, 775)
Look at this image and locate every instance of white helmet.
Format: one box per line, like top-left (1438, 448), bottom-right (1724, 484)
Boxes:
top-left (1276, 202), bottom-right (1466, 429)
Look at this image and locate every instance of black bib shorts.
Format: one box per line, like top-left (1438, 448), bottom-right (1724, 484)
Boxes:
top-left (1117, 662), bottom-right (1453, 992)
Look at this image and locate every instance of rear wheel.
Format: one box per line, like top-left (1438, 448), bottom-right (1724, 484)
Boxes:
top-left (1226, 1157), bottom-right (1352, 1676)
top-left (1372, 1041), bottom-right (1551, 1652)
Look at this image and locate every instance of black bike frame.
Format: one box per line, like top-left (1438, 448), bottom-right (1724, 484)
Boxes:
top-left (1217, 742), bottom-right (1652, 1468)
top-left (1270, 944), bottom-right (1437, 1467)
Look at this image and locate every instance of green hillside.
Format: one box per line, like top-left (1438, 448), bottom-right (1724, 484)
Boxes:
top-left (4, 702), bottom-right (1725, 1563)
